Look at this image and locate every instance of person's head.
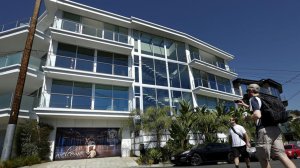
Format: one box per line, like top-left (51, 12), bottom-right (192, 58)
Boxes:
top-left (246, 83), bottom-right (260, 97)
top-left (229, 117), bottom-right (238, 125)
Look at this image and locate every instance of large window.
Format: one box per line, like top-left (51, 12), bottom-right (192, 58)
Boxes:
top-left (49, 80), bottom-right (128, 111)
top-left (143, 87), bottom-right (169, 110)
top-left (142, 57), bottom-right (168, 86)
top-left (189, 45), bottom-right (199, 60)
top-left (56, 43), bottom-right (94, 71)
top-left (166, 39), bottom-right (187, 62)
top-left (140, 32), bottom-right (165, 58)
top-left (50, 80), bottom-right (92, 109)
top-left (97, 51), bottom-right (128, 76)
top-left (94, 84), bottom-right (129, 111)
top-left (169, 62), bottom-right (190, 89)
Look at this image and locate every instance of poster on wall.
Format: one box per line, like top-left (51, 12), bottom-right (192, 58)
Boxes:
top-left (54, 128), bottom-right (121, 160)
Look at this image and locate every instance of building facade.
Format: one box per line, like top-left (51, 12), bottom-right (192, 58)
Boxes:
top-left (0, 0), bottom-right (242, 160)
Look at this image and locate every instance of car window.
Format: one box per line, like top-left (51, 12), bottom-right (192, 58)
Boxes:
top-left (284, 145), bottom-right (292, 149)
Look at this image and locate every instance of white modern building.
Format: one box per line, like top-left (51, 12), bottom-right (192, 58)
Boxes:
top-left (0, 0), bottom-right (242, 160)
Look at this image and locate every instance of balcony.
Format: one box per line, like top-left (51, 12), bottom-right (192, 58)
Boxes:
top-left (0, 52), bottom-right (44, 94)
top-left (0, 52), bottom-right (43, 70)
top-left (189, 53), bottom-right (237, 79)
top-left (0, 18), bottom-right (30, 33)
top-left (44, 54), bottom-right (134, 87)
top-left (0, 93), bottom-right (36, 118)
top-left (34, 92), bottom-right (131, 119)
top-left (193, 78), bottom-right (242, 101)
top-left (51, 18), bottom-right (133, 55)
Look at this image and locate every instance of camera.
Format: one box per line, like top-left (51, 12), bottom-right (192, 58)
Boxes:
top-left (234, 100), bottom-right (240, 103)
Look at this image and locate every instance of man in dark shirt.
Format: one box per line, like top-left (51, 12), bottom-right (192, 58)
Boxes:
top-left (237, 84), bottom-right (295, 168)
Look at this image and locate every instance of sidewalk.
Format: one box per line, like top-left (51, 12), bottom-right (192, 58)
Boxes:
top-left (23, 157), bottom-right (139, 168)
top-left (23, 157), bottom-right (172, 168)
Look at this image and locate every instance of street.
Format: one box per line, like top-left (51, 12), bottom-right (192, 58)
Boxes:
top-left (163, 159), bottom-right (300, 168)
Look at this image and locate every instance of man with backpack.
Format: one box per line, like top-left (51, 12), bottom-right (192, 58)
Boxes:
top-left (236, 84), bottom-right (296, 168)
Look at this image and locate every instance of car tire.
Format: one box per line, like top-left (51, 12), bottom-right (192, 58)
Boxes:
top-left (190, 153), bottom-right (202, 166)
top-left (294, 153), bottom-right (298, 159)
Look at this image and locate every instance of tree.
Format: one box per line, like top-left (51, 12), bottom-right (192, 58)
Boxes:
top-left (141, 106), bottom-right (172, 149)
top-left (168, 101), bottom-right (197, 152)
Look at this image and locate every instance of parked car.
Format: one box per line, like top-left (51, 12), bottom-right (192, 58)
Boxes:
top-left (170, 143), bottom-right (234, 166)
top-left (285, 144), bottom-right (300, 159)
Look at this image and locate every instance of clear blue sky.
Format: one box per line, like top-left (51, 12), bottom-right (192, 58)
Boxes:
top-left (1, 0), bottom-right (300, 110)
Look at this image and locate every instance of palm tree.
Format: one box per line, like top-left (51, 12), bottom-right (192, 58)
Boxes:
top-left (141, 106), bottom-right (172, 149)
top-left (169, 100), bottom-right (197, 151)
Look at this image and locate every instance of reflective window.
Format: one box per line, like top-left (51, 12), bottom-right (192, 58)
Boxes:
top-left (50, 80), bottom-right (92, 109)
top-left (196, 95), bottom-right (217, 109)
top-left (189, 45), bottom-right (199, 60)
top-left (179, 64), bottom-right (190, 89)
top-left (94, 84), bottom-right (128, 111)
top-left (157, 89), bottom-right (169, 107)
top-left (166, 39), bottom-right (186, 62)
top-left (168, 62), bottom-right (180, 88)
top-left (76, 47), bottom-right (94, 71)
top-left (142, 57), bottom-right (155, 85)
top-left (141, 32), bottom-right (165, 58)
top-left (143, 87), bottom-right (156, 110)
top-left (56, 43), bottom-right (76, 69)
top-left (114, 54), bottom-right (128, 76)
top-left (216, 76), bottom-right (232, 93)
top-left (155, 60), bottom-right (168, 86)
top-left (141, 33), bottom-right (152, 56)
top-left (51, 80), bottom-right (73, 94)
top-left (133, 30), bottom-right (139, 52)
top-left (96, 50), bottom-right (128, 76)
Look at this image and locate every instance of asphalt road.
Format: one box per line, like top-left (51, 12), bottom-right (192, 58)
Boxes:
top-left (167, 159), bottom-right (300, 168)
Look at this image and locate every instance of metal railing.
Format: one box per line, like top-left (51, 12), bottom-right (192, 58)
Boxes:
top-left (0, 18), bottom-right (31, 32)
top-left (54, 18), bottom-right (129, 44)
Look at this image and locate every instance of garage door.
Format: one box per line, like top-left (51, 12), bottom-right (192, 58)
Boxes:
top-left (54, 128), bottom-right (121, 160)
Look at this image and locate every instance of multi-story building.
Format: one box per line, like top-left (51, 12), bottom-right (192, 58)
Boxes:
top-left (233, 78), bottom-right (288, 106)
top-left (0, 0), bottom-right (242, 160)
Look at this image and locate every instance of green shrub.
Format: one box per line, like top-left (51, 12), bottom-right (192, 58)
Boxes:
top-left (15, 120), bottom-right (53, 160)
top-left (147, 148), bottom-right (162, 164)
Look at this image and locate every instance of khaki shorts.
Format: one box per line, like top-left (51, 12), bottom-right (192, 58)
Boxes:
top-left (255, 126), bottom-right (286, 161)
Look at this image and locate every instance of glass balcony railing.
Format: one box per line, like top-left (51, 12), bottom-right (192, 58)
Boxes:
top-left (194, 78), bottom-right (232, 94)
top-left (0, 93), bottom-right (35, 111)
top-left (0, 18), bottom-right (31, 32)
top-left (190, 52), bottom-right (235, 73)
top-left (0, 52), bottom-right (42, 70)
top-left (39, 92), bottom-right (129, 111)
top-left (51, 55), bottom-right (129, 77)
top-left (54, 18), bottom-right (129, 44)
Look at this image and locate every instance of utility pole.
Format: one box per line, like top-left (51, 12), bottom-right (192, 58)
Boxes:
top-left (1, 0), bottom-right (41, 161)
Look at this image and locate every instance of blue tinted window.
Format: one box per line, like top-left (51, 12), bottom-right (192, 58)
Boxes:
top-left (72, 96), bottom-right (91, 109)
top-left (113, 86), bottom-right (128, 99)
top-left (168, 62), bottom-right (180, 88)
top-left (94, 97), bottom-right (112, 110)
top-left (142, 57), bottom-right (155, 85)
top-left (155, 60), bottom-right (168, 86)
top-left (113, 99), bottom-right (128, 111)
top-left (95, 84), bottom-right (112, 97)
top-left (51, 80), bottom-right (73, 94)
top-left (179, 64), bottom-right (190, 89)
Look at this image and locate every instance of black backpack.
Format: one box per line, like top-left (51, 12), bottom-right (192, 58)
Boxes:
top-left (259, 94), bottom-right (289, 126)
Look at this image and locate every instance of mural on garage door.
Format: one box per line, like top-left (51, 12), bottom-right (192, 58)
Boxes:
top-left (54, 128), bottom-right (121, 160)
